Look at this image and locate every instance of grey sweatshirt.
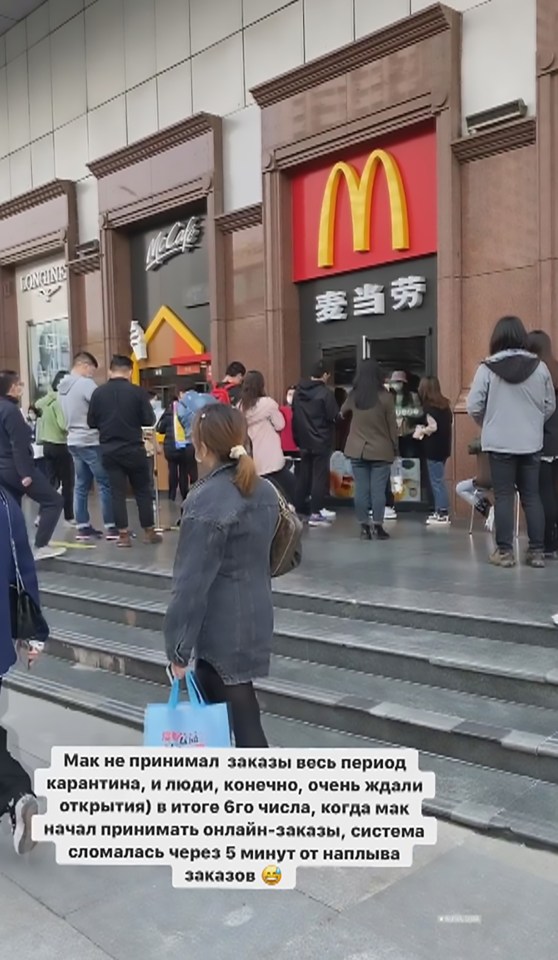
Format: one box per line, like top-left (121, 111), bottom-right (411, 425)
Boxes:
top-left (57, 373), bottom-right (99, 447)
top-left (467, 350), bottom-right (556, 454)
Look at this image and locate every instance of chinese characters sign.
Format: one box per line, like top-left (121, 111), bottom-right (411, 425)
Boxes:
top-left (316, 276), bottom-right (427, 323)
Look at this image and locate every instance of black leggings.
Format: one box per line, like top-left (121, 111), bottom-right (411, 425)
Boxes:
top-left (194, 659), bottom-right (268, 748)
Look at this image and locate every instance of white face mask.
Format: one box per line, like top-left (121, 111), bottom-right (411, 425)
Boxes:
top-left (286, 391), bottom-right (294, 406)
top-left (391, 382), bottom-right (404, 393)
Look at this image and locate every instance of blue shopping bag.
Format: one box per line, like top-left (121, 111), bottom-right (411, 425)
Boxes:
top-left (144, 673), bottom-right (232, 748)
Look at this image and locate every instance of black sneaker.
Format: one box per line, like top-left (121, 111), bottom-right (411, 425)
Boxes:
top-left (75, 525), bottom-right (103, 541)
top-left (374, 525), bottom-right (391, 541)
top-left (9, 794), bottom-right (38, 855)
top-left (105, 526), bottom-right (120, 541)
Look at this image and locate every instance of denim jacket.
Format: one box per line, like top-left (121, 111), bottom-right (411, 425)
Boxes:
top-left (164, 464), bottom-right (279, 684)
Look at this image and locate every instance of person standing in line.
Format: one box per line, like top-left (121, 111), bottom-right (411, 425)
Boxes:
top-left (157, 390), bottom-right (198, 502)
top-left (0, 371), bottom-right (65, 561)
top-left (527, 330), bottom-right (558, 558)
top-left (292, 360), bottom-right (339, 526)
top-left (34, 370), bottom-right (75, 527)
top-left (87, 355), bottom-right (161, 548)
top-left (212, 361), bottom-right (246, 407)
top-left (0, 489), bottom-right (47, 854)
top-left (467, 315), bottom-right (555, 568)
top-left (58, 352), bottom-right (117, 542)
top-left (164, 405), bottom-right (278, 748)
top-left (416, 377), bottom-right (453, 526)
top-left (239, 370), bottom-right (296, 504)
top-left (340, 358), bottom-right (398, 541)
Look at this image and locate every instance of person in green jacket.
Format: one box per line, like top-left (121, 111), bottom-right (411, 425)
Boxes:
top-left (34, 371), bottom-right (74, 524)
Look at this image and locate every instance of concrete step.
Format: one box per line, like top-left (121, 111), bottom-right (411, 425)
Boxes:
top-left (41, 609), bottom-right (558, 783)
top-left (40, 557), bottom-right (558, 649)
top-left (5, 653), bottom-right (558, 850)
top-left (41, 586), bottom-right (558, 708)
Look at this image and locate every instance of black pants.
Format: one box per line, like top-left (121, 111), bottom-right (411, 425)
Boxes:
top-left (102, 446), bottom-right (154, 531)
top-left (0, 680), bottom-right (32, 815)
top-left (540, 459), bottom-right (558, 553)
top-left (264, 465), bottom-right (297, 506)
top-left (166, 447), bottom-right (197, 501)
top-left (0, 466), bottom-right (62, 549)
top-left (385, 478), bottom-right (394, 509)
top-left (489, 452), bottom-right (545, 552)
top-left (43, 442), bottom-right (74, 521)
top-left (194, 660), bottom-right (268, 748)
top-left (295, 451), bottom-right (330, 516)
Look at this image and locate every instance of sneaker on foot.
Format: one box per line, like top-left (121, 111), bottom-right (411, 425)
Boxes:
top-left (105, 526), bottom-right (120, 541)
top-left (384, 507), bottom-right (397, 521)
top-left (319, 508), bottom-right (336, 521)
top-left (526, 550), bottom-right (545, 569)
top-left (75, 525), bottom-right (103, 541)
top-left (427, 513), bottom-right (451, 526)
top-left (308, 513), bottom-right (331, 527)
top-left (143, 527), bottom-right (163, 544)
top-left (9, 793), bottom-right (38, 855)
top-left (33, 545), bottom-right (66, 561)
top-left (374, 525), bottom-right (390, 541)
top-left (552, 613), bottom-right (558, 626)
top-left (489, 549), bottom-right (516, 568)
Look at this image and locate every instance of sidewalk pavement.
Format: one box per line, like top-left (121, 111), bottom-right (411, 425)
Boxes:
top-left (1, 688), bottom-right (558, 960)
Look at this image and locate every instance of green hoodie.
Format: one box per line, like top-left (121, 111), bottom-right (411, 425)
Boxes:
top-left (35, 391), bottom-right (67, 444)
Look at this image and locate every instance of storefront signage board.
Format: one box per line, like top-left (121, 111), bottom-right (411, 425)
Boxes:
top-left (291, 124), bottom-right (436, 282)
top-left (145, 217), bottom-right (202, 272)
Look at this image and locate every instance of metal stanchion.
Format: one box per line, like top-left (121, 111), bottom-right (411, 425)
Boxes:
top-left (143, 428), bottom-right (172, 534)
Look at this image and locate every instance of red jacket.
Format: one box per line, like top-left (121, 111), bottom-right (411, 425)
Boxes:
top-left (279, 405), bottom-right (298, 453)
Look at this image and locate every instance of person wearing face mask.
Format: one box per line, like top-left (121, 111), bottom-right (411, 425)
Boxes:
top-left (387, 371), bottom-right (424, 458)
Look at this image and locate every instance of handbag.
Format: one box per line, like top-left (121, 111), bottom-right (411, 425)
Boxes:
top-left (144, 673), bottom-right (232, 748)
top-left (1, 490), bottom-right (49, 642)
top-left (266, 480), bottom-right (303, 578)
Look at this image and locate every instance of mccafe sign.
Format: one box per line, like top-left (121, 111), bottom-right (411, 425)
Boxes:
top-left (20, 264), bottom-right (68, 302)
top-left (291, 128), bottom-right (437, 282)
top-left (145, 217), bottom-right (202, 272)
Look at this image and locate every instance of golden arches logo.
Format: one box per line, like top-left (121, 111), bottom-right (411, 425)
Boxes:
top-left (317, 150), bottom-right (410, 269)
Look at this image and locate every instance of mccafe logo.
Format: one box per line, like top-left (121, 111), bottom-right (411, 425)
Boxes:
top-left (145, 218), bottom-right (202, 272)
top-left (20, 264), bottom-right (68, 302)
top-left (318, 150), bottom-right (409, 268)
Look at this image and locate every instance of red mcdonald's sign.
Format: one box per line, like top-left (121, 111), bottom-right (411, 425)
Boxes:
top-left (291, 124), bottom-right (437, 283)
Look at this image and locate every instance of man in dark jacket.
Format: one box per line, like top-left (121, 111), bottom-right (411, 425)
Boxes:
top-left (213, 361), bottom-right (246, 406)
top-left (292, 361), bottom-right (339, 525)
top-left (87, 356), bottom-right (161, 547)
top-left (0, 371), bottom-right (64, 560)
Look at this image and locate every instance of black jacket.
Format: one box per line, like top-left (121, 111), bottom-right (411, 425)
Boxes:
top-left (0, 396), bottom-right (34, 479)
top-left (87, 379), bottom-right (155, 452)
top-left (292, 380), bottom-right (339, 453)
top-left (156, 405), bottom-right (177, 457)
top-left (422, 404), bottom-right (453, 462)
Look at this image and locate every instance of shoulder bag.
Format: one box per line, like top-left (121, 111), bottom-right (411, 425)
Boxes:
top-left (266, 480), bottom-right (303, 578)
top-left (0, 490), bottom-right (49, 642)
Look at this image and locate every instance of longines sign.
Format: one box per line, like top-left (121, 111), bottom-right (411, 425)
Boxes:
top-left (145, 218), bottom-right (202, 272)
top-left (20, 264), bottom-right (68, 302)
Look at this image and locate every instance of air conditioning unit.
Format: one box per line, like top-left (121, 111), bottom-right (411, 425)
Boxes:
top-left (466, 100), bottom-right (527, 135)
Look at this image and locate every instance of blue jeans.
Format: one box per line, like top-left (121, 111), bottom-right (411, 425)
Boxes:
top-left (427, 459), bottom-right (449, 514)
top-left (351, 460), bottom-right (392, 525)
top-left (69, 445), bottom-right (114, 528)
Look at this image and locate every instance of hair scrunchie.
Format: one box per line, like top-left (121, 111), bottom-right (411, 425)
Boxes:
top-left (229, 445), bottom-right (247, 460)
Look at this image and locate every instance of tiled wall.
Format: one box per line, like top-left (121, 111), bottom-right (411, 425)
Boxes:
top-left (0, 0), bottom-right (536, 239)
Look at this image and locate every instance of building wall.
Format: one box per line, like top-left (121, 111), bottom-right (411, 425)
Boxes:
top-left (0, 0), bottom-right (537, 237)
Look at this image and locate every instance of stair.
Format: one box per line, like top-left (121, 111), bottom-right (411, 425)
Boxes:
top-left (9, 555), bottom-right (558, 850)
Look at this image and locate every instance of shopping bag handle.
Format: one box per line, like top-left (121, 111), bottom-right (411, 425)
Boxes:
top-left (167, 673), bottom-right (206, 710)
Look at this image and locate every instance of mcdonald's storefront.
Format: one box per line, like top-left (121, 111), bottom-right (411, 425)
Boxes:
top-left (291, 123), bottom-right (438, 391)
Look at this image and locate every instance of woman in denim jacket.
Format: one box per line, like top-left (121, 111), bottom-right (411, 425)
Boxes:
top-left (164, 405), bottom-right (279, 747)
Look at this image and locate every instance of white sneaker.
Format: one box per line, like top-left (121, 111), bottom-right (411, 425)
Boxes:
top-left (33, 545), bottom-right (67, 561)
top-left (485, 507), bottom-right (495, 533)
top-left (320, 508), bottom-right (336, 521)
top-left (552, 613), bottom-right (558, 626)
top-left (384, 507), bottom-right (397, 521)
top-left (9, 794), bottom-right (38, 855)
top-left (426, 513), bottom-right (451, 525)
